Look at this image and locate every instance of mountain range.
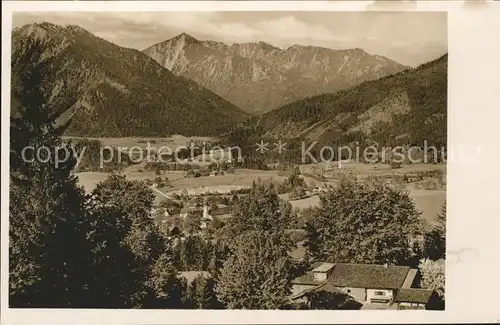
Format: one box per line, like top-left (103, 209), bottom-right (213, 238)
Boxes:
top-left (143, 33), bottom-right (409, 114)
top-left (11, 22), bottom-right (249, 137)
top-left (11, 22), bottom-right (446, 146)
top-left (224, 53), bottom-right (447, 149)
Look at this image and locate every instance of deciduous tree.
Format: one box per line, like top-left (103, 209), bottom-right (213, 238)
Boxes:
top-left (419, 258), bottom-right (445, 299)
top-left (90, 174), bottom-right (168, 307)
top-left (308, 290), bottom-right (363, 310)
top-left (305, 178), bottom-right (421, 265)
top-left (144, 253), bottom-right (187, 308)
top-left (215, 231), bottom-right (294, 309)
top-left (221, 182), bottom-right (294, 246)
top-left (183, 211), bottom-right (202, 235)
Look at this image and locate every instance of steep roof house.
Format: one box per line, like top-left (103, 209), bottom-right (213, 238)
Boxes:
top-left (291, 262), bottom-right (427, 309)
top-left (209, 206), bottom-right (234, 220)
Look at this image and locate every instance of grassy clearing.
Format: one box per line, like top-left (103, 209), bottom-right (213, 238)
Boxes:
top-left (76, 162), bottom-right (445, 227)
top-left (280, 188), bottom-right (445, 227)
top-left (409, 189), bottom-right (446, 226)
top-left (301, 162), bottom-right (446, 178)
top-left (64, 135), bottom-right (213, 150)
top-left (76, 168), bottom-right (286, 195)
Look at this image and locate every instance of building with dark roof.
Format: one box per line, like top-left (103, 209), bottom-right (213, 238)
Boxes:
top-left (395, 288), bottom-right (441, 310)
top-left (291, 262), bottom-right (424, 307)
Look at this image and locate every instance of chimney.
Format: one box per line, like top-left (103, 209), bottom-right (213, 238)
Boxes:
top-left (312, 263), bottom-right (335, 281)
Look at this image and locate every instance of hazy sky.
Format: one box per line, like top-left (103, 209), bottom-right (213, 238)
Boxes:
top-left (13, 11), bottom-right (447, 67)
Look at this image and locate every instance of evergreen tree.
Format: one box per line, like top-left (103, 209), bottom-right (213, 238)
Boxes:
top-left (215, 231), bottom-right (294, 309)
top-left (9, 67), bottom-right (91, 307)
top-left (180, 236), bottom-right (208, 270)
top-left (186, 275), bottom-right (222, 309)
top-left (145, 254), bottom-right (187, 308)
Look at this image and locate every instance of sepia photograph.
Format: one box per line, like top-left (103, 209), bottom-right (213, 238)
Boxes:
top-left (1, 1), bottom-right (499, 324)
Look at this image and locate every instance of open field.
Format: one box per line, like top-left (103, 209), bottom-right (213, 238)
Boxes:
top-left (76, 162), bottom-right (445, 226)
top-left (77, 168), bottom-right (288, 191)
top-left (76, 168), bottom-right (288, 204)
top-left (301, 161), bottom-right (446, 178)
top-left (410, 189), bottom-right (446, 226)
top-left (281, 188), bottom-right (445, 227)
top-left (63, 135), bottom-right (213, 150)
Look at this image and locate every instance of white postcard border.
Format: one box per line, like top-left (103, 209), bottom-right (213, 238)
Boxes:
top-left (1, 1), bottom-right (499, 324)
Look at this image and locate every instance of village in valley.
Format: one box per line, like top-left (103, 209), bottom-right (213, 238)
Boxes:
top-left (9, 11), bottom-right (447, 311)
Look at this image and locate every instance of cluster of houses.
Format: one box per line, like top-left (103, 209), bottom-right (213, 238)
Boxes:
top-left (150, 198), bottom-right (234, 236)
top-left (290, 262), bottom-right (441, 310)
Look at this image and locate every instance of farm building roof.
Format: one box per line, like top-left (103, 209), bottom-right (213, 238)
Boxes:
top-left (394, 288), bottom-right (434, 304)
top-left (293, 262), bottom-right (412, 289)
top-left (327, 263), bottom-right (410, 289)
top-left (210, 206), bottom-right (234, 216)
top-left (313, 262), bottom-right (336, 273)
top-left (401, 268), bottom-right (419, 288)
top-left (292, 262), bottom-right (326, 285)
top-left (314, 282), bottom-right (352, 296)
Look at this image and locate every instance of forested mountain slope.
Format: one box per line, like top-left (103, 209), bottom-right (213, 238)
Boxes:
top-left (12, 23), bottom-right (250, 137)
top-left (224, 54), bottom-right (447, 150)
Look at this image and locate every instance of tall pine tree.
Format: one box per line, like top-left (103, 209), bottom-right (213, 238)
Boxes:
top-left (10, 65), bottom-right (91, 307)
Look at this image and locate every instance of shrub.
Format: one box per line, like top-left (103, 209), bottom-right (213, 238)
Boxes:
top-left (290, 229), bottom-right (307, 243)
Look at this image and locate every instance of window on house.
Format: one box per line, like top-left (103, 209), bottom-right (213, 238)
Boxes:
top-left (374, 291), bottom-right (385, 296)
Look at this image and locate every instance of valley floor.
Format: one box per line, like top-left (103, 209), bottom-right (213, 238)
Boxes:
top-left (76, 162), bottom-right (446, 227)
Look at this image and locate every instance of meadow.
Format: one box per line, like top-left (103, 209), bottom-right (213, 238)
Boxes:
top-left (63, 135), bottom-right (213, 151)
top-left (76, 158), bottom-right (446, 227)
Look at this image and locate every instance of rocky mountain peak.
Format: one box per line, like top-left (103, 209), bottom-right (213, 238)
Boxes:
top-left (143, 32), bottom-right (409, 115)
top-left (201, 40), bottom-right (229, 52)
top-left (170, 32), bottom-right (199, 44)
top-left (254, 41), bottom-right (281, 52)
top-left (14, 21), bottom-right (91, 42)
